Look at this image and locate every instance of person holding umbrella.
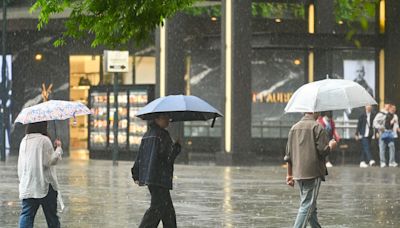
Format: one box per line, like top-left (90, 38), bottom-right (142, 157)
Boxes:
top-left (284, 78), bottom-right (376, 227)
top-left (131, 114), bottom-right (181, 228)
top-left (14, 99), bottom-right (92, 228)
top-left (285, 112), bottom-right (337, 227)
top-left (132, 94), bottom-right (222, 227)
top-left (18, 121), bottom-right (63, 228)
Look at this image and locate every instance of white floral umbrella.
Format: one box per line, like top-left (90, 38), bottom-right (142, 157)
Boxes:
top-left (15, 100), bottom-right (91, 124)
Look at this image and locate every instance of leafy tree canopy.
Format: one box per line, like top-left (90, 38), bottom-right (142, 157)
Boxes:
top-left (30, 0), bottom-right (197, 47)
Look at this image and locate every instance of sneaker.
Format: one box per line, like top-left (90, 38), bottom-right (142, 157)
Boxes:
top-left (369, 160), bottom-right (376, 166)
top-left (360, 161), bottom-right (368, 168)
top-left (389, 162), bottom-right (398, 167)
top-left (326, 161), bottom-right (333, 168)
top-left (381, 163), bottom-right (387, 168)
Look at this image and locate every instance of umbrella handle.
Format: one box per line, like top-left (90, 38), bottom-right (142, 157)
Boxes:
top-left (53, 120), bottom-right (57, 139)
top-left (211, 117), bottom-right (216, 128)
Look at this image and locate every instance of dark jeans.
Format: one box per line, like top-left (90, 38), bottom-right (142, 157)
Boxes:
top-left (139, 185), bottom-right (176, 228)
top-left (19, 185), bottom-right (60, 228)
top-left (360, 137), bottom-right (372, 162)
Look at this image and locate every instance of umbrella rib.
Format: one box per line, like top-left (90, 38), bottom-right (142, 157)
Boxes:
top-left (181, 95), bottom-right (187, 111)
top-left (343, 87), bottom-right (352, 109)
top-left (313, 85), bottom-right (320, 112)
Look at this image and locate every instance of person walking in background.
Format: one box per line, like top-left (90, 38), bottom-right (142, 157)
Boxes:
top-left (355, 105), bottom-right (376, 167)
top-left (285, 112), bottom-right (337, 228)
top-left (132, 114), bottom-right (181, 228)
top-left (18, 121), bottom-right (63, 228)
top-left (389, 105), bottom-right (399, 138)
top-left (317, 111), bottom-right (340, 167)
top-left (389, 105), bottom-right (399, 166)
top-left (373, 103), bottom-right (398, 168)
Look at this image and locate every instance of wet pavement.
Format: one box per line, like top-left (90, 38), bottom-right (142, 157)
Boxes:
top-left (1, 158), bottom-right (399, 228)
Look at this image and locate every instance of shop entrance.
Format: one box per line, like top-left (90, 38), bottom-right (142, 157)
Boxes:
top-left (69, 55), bottom-right (100, 160)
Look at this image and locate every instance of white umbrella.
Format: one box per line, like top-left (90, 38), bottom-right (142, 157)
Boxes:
top-left (284, 79), bottom-right (377, 113)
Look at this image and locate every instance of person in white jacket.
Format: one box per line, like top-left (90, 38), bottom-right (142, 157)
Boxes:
top-left (373, 103), bottom-right (398, 168)
top-left (18, 121), bottom-right (63, 228)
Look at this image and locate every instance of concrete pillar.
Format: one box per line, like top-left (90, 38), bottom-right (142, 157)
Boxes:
top-left (384, 0), bottom-right (400, 107)
top-left (156, 13), bottom-right (187, 163)
top-left (218, 0), bottom-right (252, 165)
top-left (314, 0), bottom-right (335, 80)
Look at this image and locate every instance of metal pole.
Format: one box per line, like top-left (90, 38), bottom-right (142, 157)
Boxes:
top-left (112, 72), bottom-right (119, 166)
top-left (0, 0), bottom-right (7, 161)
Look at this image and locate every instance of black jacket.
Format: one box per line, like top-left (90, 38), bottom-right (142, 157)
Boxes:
top-left (131, 123), bottom-right (181, 189)
top-left (356, 111), bottom-right (376, 138)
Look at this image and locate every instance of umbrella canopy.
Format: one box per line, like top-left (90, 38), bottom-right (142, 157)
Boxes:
top-left (136, 95), bottom-right (223, 125)
top-left (15, 100), bottom-right (91, 124)
top-left (284, 79), bottom-right (377, 113)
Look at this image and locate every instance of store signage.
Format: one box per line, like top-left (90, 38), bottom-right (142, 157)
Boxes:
top-left (104, 50), bottom-right (129, 73)
top-left (252, 92), bottom-right (293, 103)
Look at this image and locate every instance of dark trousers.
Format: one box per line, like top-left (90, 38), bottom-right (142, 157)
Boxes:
top-left (139, 185), bottom-right (176, 228)
top-left (19, 185), bottom-right (60, 228)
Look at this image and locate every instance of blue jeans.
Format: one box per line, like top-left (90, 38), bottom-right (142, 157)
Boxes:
top-left (360, 137), bottom-right (372, 163)
top-left (19, 185), bottom-right (60, 228)
top-left (294, 178), bottom-right (322, 228)
top-left (379, 137), bottom-right (396, 165)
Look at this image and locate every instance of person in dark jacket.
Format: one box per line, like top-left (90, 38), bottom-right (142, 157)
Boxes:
top-left (132, 114), bottom-right (181, 228)
top-left (355, 105), bottom-right (376, 167)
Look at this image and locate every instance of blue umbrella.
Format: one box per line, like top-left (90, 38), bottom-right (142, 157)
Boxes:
top-left (135, 95), bottom-right (223, 127)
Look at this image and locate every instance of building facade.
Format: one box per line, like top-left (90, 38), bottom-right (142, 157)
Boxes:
top-left (2, 0), bottom-right (400, 165)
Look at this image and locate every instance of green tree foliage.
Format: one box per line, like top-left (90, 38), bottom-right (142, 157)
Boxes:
top-left (251, 3), bottom-right (305, 19)
top-left (31, 0), bottom-right (378, 48)
top-left (30, 0), bottom-right (197, 47)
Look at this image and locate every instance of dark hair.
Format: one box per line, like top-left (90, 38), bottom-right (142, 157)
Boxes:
top-left (26, 121), bottom-right (48, 136)
top-left (385, 113), bottom-right (394, 130)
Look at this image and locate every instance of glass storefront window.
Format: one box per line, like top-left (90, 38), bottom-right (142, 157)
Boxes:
top-left (334, 0), bottom-right (377, 34)
top-left (69, 55), bottom-right (101, 154)
top-left (184, 2), bottom-right (221, 18)
top-left (251, 49), bottom-right (305, 138)
top-left (183, 2), bottom-right (222, 138)
top-left (184, 51), bottom-right (222, 138)
top-left (331, 49), bottom-right (376, 139)
top-left (252, 2), bottom-right (306, 20)
top-left (252, 2), bottom-right (307, 34)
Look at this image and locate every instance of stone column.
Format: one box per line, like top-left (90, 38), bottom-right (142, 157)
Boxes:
top-left (384, 0), bottom-right (400, 107)
top-left (314, 0), bottom-right (335, 80)
top-left (155, 13), bottom-right (187, 163)
top-left (218, 0), bottom-right (252, 165)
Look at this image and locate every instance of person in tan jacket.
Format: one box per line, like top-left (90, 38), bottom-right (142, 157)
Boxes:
top-left (284, 112), bottom-right (337, 228)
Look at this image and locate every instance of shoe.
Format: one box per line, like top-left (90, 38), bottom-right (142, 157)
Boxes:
top-left (381, 163), bottom-right (387, 168)
top-left (360, 161), bottom-right (368, 168)
top-left (326, 162), bottom-right (333, 168)
top-left (389, 162), bottom-right (398, 167)
top-left (369, 160), bottom-right (376, 166)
